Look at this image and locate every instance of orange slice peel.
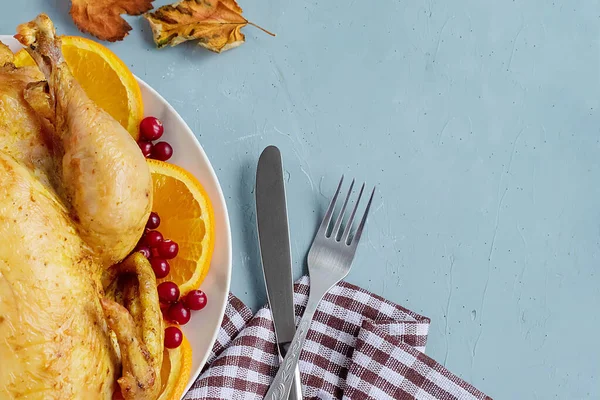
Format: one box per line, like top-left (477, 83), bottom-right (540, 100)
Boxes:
top-left (147, 159), bottom-right (215, 295)
top-left (158, 332), bottom-right (193, 400)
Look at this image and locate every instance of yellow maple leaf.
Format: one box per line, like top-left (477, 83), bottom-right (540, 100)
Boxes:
top-left (144, 0), bottom-right (274, 53)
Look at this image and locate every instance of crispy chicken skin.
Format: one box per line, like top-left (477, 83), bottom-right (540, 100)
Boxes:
top-left (0, 14), bottom-right (162, 400)
top-left (0, 41), bottom-right (55, 188)
top-left (0, 151), bottom-right (119, 399)
top-left (16, 14), bottom-right (153, 267)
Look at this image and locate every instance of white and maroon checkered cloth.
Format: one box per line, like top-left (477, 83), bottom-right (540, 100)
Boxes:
top-left (184, 277), bottom-right (491, 400)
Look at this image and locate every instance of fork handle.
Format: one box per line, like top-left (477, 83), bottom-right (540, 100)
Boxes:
top-left (265, 292), bottom-right (323, 400)
top-left (278, 343), bottom-right (303, 400)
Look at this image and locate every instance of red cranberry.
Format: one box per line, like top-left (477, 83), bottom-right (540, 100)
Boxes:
top-left (139, 116), bottom-right (164, 141)
top-left (146, 212), bottom-right (160, 230)
top-left (164, 326), bottom-right (183, 349)
top-left (160, 303), bottom-right (170, 320)
top-left (151, 142), bottom-right (173, 161)
top-left (138, 231), bottom-right (147, 246)
top-left (136, 245), bottom-right (151, 259)
top-left (184, 290), bottom-right (207, 311)
top-left (157, 281), bottom-right (180, 303)
top-left (157, 240), bottom-right (179, 259)
top-left (167, 302), bottom-right (191, 325)
top-left (137, 141), bottom-right (153, 158)
top-left (150, 258), bottom-right (170, 279)
top-left (144, 230), bottom-right (164, 247)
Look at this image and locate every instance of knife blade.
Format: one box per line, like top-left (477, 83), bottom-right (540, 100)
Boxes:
top-left (256, 145), bottom-right (303, 400)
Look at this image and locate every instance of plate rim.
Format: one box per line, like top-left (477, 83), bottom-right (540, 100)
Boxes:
top-left (0, 34), bottom-right (233, 397)
top-left (138, 78), bottom-right (233, 395)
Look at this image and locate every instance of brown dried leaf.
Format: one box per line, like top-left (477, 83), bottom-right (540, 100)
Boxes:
top-left (70, 0), bottom-right (155, 42)
top-left (144, 0), bottom-right (274, 53)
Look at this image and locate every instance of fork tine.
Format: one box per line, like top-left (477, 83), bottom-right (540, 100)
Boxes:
top-left (331, 179), bottom-right (354, 239)
top-left (317, 176), bottom-right (344, 236)
top-left (350, 187), bottom-right (375, 246)
top-left (341, 182), bottom-right (365, 244)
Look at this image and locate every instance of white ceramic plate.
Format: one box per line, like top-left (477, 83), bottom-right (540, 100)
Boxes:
top-left (1, 35), bottom-right (232, 397)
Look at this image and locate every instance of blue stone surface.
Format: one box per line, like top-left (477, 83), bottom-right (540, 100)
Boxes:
top-left (2, 1), bottom-right (599, 398)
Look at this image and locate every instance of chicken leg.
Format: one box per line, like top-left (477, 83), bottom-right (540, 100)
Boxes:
top-left (16, 14), bottom-right (153, 267)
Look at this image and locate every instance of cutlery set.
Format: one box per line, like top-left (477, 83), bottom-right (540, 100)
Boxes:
top-left (255, 145), bottom-right (375, 400)
top-left (256, 146), bottom-right (303, 400)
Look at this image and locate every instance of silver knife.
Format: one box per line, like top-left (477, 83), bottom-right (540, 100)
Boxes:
top-left (256, 146), bottom-right (303, 400)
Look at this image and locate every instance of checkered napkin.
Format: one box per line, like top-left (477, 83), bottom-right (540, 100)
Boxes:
top-left (184, 277), bottom-right (491, 400)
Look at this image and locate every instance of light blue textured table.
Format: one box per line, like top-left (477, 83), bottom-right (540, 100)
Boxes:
top-left (3, 1), bottom-right (599, 398)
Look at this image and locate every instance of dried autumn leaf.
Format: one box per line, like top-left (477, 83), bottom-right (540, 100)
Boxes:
top-left (144, 0), bottom-right (274, 53)
top-left (70, 0), bottom-right (155, 42)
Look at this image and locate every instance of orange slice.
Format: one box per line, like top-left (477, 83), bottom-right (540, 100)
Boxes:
top-left (148, 159), bottom-right (215, 295)
top-left (13, 36), bottom-right (143, 139)
top-left (158, 333), bottom-right (193, 400)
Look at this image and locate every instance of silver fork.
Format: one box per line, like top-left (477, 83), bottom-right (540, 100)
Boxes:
top-left (265, 176), bottom-right (375, 400)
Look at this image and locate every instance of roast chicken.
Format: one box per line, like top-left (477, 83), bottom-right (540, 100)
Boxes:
top-left (0, 14), bottom-right (163, 399)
